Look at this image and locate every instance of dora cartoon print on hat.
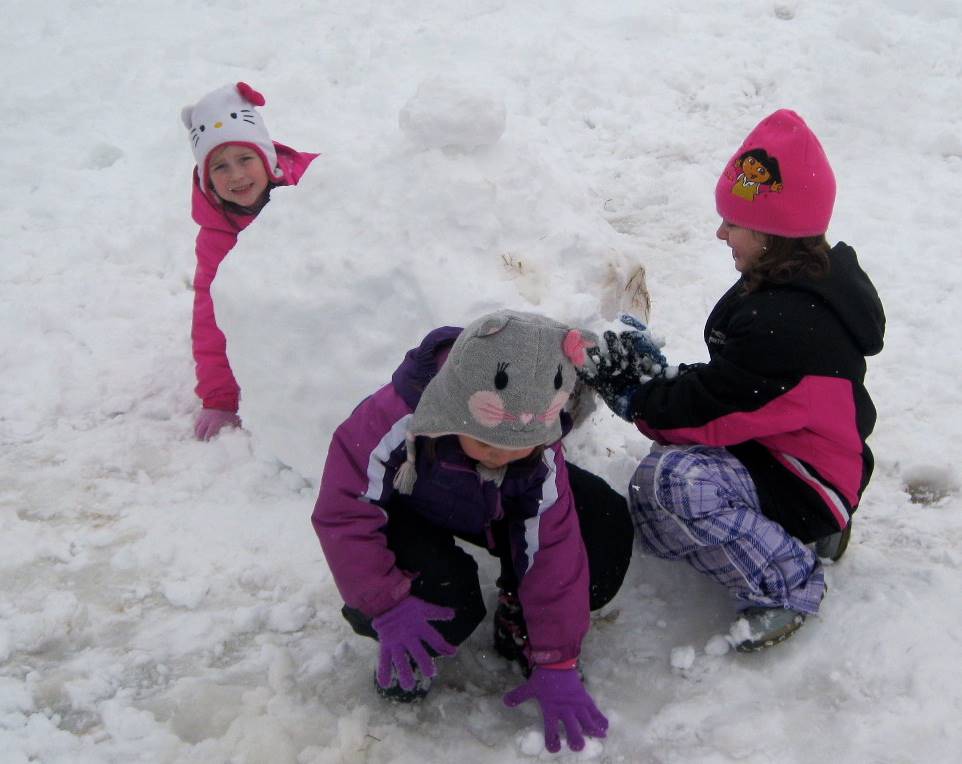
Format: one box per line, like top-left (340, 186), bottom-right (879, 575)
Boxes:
top-left (729, 148), bottom-right (783, 201)
top-left (715, 109), bottom-right (836, 238)
top-left (181, 82), bottom-right (284, 200)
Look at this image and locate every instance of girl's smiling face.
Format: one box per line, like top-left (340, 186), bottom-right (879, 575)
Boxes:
top-left (457, 434), bottom-right (535, 469)
top-left (716, 220), bottom-right (768, 273)
top-left (207, 144), bottom-right (270, 206)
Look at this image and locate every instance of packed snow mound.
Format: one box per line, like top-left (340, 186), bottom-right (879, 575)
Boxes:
top-left (215, 85), bottom-right (646, 480)
top-left (398, 77), bottom-right (507, 151)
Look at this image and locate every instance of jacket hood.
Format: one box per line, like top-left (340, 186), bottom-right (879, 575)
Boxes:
top-left (391, 327), bottom-right (462, 410)
top-left (794, 242), bottom-right (885, 356)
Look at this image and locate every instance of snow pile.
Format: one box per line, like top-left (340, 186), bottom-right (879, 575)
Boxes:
top-left (399, 76), bottom-right (507, 151)
top-left (216, 77), bottom-right (644, 479)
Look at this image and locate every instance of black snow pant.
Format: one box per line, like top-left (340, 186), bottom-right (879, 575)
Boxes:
top-left (341, 462), bottom-right (634, 648)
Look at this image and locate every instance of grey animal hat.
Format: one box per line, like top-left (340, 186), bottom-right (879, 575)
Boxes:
top-left (394, 310), bottom-right (594, 493)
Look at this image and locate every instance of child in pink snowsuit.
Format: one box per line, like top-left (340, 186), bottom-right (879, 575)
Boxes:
top-left (181, 82), bottom-right (318, 440)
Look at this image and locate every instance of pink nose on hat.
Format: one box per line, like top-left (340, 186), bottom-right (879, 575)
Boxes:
top-left (520, 413), bottom-right (534, 424)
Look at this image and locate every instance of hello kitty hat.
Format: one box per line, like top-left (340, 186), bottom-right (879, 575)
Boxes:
top-left (394, 310), bottom-right (590, 493)
top-left (715, 109), bottom-right (836, 238)
top-left (181, 82), bottom-right (283, 198)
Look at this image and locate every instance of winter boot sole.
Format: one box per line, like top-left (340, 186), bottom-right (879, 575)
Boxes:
top-left (734, 608), bottom-right (807, 653)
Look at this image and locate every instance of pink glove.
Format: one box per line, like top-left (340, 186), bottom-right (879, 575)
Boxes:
top-left (194, 408), bottom-right (241, 441)
top-left (371, 596), bottom-right (457, 691)
top-left (503, 666), bottom-right (608, 753)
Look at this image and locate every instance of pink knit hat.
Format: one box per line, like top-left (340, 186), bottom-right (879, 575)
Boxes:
top-left (180, 82), bottom-right (283, 200)
top-left (715, 109), bottom-right (836, 238)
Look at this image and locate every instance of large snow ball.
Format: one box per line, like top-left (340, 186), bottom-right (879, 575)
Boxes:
top-left (214, 123), bottom-right (645, 481)
top-left (399, 77), bottom-right (506, 151)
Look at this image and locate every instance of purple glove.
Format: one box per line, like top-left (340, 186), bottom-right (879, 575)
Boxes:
top-left (194, 408), bottom-right (241, 441)
top-left (371, 596), bottom-right (457, 691)
top-left (503, 667), bottom-right (608, 753)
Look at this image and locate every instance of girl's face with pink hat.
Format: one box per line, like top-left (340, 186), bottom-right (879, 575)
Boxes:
top-left (716, 220), bottom-right (767, 274)
top-left (208, 144), bottom-right (270, 206)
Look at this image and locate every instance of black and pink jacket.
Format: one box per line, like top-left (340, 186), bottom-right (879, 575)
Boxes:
top-left (630, 243), bottom-right (885, 542)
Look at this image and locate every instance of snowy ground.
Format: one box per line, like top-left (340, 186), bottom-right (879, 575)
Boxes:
top-left (3, 1), bottom-right (962, 762)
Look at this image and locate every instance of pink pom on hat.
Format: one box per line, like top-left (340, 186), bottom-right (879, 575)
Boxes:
top-left (180, 82), bottom-right (283, 200)
top-left (715, 109), bottom-right (836, 238)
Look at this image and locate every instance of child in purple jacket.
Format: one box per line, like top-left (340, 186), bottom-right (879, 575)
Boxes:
top-left (312, 310), bottom-right (632, 754)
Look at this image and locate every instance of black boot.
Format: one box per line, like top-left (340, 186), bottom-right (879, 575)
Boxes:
top-left (493, 590), bottom-right (532, 677)
top-left (374, 665), bottom-right (433, 703)
top-left (815, 522), bottom-right (852, 562)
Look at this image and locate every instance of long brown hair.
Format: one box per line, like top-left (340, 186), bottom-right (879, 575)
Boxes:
top-left (742, 233), bottom-right (831, 293)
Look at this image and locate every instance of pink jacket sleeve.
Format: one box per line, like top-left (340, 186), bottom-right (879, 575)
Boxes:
top-left (189, 143), bottom-right (319, 412)
top-left (192, 225), bottom-right (241, 411)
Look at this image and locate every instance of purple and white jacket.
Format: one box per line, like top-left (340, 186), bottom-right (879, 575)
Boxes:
top-left (312, 327), bottom-right (590, 665)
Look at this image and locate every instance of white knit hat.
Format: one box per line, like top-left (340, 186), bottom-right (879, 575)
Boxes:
top-left (180, 82), bottom-right (283, 199)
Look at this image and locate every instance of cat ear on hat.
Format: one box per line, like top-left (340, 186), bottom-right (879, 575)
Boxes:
top-left (180, 104), bottom-right (195, 130)
top-left (236, 82), bottom-right (266, 106)
top-left (474, 313), bottom-right (511, 338)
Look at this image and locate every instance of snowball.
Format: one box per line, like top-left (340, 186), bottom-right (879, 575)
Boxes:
top-left (728, 616), bottom-right (756, 647)
top-left (399, 76), bottom-right (506, 151)
top-left (518, 728), bottom-right (544, 755)
top-left (161, 580), bottom-right (209, 610)
top-left (266, 601), bottom-right (314, 633)
top-left (705, 635), bottom-right (731, 656)
top-left (670, 645), bottom-right (696, 670)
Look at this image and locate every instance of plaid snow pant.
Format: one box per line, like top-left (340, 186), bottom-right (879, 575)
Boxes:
top-left (629, 445), bottom-right (825, 614)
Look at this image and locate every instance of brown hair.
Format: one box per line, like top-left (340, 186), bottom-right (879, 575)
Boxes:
top-left (742, 233), bottom-right (831, 293)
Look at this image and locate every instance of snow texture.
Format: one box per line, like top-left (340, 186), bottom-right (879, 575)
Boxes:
top-left (3, 1), bottom-right (962, 762)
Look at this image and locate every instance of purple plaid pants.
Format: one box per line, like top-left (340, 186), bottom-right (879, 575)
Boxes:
top-left (629, 445), bottom-right (825, 614)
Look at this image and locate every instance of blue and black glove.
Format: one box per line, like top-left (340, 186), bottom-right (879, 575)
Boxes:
top-left (617, 314), bottom-right (669, 374)
top-left (576, 316), bottom-right (671, 421)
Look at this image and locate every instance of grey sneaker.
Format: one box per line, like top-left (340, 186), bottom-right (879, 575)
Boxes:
top-left (731, 607), bottom-right (807, 652)
top-left (815, 522), bottom-right (852, 562)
